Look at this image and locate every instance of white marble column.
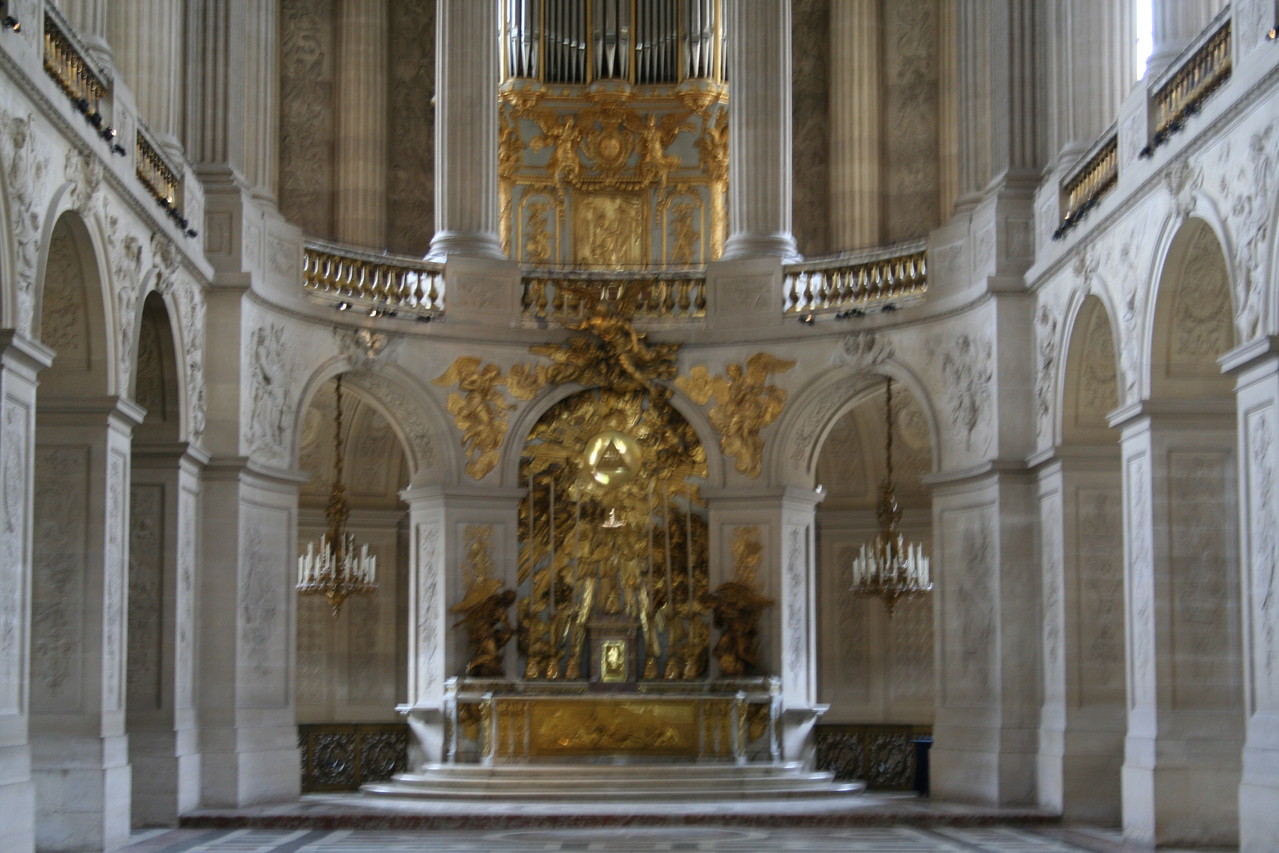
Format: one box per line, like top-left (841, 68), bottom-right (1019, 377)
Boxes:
top-left (829, 0), bottom-right (880, 249)
top-left (1147, 0), bottom-right (1229, 77)
top-left (1223, 341), bottom-right (1279, 853)
top-left (107, 0), bottom-right (185, 159)
top-left (30, 398), bottom-right (143, 852)
top-left (720, 0), bottom-right (800, 262)
top-left (335, 0), bottom-right (389, 248)
top-left (1112, 401), bottom-right (1243, 847)
top-left (428, 0), bottom-right (504, 260)
top-left (0, 333), bottom-right (53, 853)
top-left (127, 443), bottom-right (207, 826)
top-left (954, 0), bottom-right (989, 202)
top-left (56, 0), bottom-right (112, 71)
top-left (1035, 449), bottom-right (1125, 824)
top-left (1045, 0), bottom-right (1134, 166)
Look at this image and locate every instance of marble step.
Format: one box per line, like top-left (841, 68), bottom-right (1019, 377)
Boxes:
top-left (362, 762), bottom-right (866, 800)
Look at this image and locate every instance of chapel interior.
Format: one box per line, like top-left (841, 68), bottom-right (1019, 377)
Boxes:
top-left (1, 0), bottom-right (1278, 851)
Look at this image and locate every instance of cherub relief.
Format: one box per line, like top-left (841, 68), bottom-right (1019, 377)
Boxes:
top-left (677, 353), bottom-right (796, 478)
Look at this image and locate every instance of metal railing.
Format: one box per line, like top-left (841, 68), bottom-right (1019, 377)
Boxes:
top-left (135, 125), bottom-right (179, 208)
top-left (1151, 16), bottom-right (1232, 147)
top-left (42, 9), bottom-right (107, 115)
top-left (783, 241), bottom-right (927, 319)
top-left (1055, 130), bottom-right (1118, 239)
top-left (522, 266), bottom-right (706, 324)
top-left (303, 241), bottom-right (445, 320)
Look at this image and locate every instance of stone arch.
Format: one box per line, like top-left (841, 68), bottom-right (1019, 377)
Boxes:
top-left (1119, 213), bottom-right (1244, 844)
top-left (1059, 293), bottom-right (1121, 446)
top-left (130, 289), bottom-right (182, 442)
top-left (809, 364), bottom-right (937, 739)
top-left (293, 359), bottom-right (454, 488)
top-left (770, 357), bottom-right (942, 490)
top-left (35, 207), bottom-right (114, 396)
top-left (1145, 215), bottom-right (1237, 401)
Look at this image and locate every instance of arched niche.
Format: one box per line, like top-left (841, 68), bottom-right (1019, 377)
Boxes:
top-left (295, 374), bottom-right (412, 726)
top-left (812, 376), bottom-right (935, 743)
top-left (37, 211), bottom-right (111, 397)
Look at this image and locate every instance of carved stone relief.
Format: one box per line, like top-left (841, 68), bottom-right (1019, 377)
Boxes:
top-left (790, 0), bottom-right (830, 255)
top-left (417, 524), bottom-right (442, 696)
top-left (32, 446), bottom-right (87, 711)
top-left (173, 277), bottom-right (208, 442)
top-left (0, 402), bottom-right (27, 714)
top-left (784, 525), bottom-right (805, 693)
top-left (1224, 121), bottom-right (1277, 341)
top-left (1, 109), bottom-right (50, 333)
top-left (106, 211), bottom-right (143, 390)
top-left (176, 489), bottom-right (196, 710)
top-left (942, 511), bottom-right (993, 706)
top-left (41, 224), bottom-right (90, 370)
top-left (1035, 305), bottom-right (1060, 442)
top-left (279, 0), bottom-right (335, 239)
top-left (1041, 492), bottom-right (1063, 677)
top-left (127, 483), bottom-right (164, 711)
top-left (387, 0), bottom-right (436, 252)
top-left (1246, 406), bottom-right (1278, 705)
top-left (937, 333), bottom-right (994, 455)
top-left (1078, 486), bottom-right (1124, 705)
top-left (239, 511), bottom-right (287, 707)
top-left (1126, 453), bottom-right (1154, 711)
top-left (350, 370), bottom-right (437, 472)
top-left (789, 380), bottom-right (857, 468)
top-left (1077, 304), bottom-right (1119, 424)
top-left (248, 322), bottom-right (295, 463)
top-left (1168, 450), bottom-right (1236, 710)
top-left (64, 146), bottom-right (103, 215)
top-left (103, 451), bottom-right (127, 711)
top-left (1169, 225), bottom-right (1232, 371)
top-left (830, 331), bottom-right (894, 373)
top-left (882, 0), bottom-right (939, 243)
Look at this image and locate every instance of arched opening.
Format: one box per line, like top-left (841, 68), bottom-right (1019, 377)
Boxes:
top-left (126, 292), bottom-right (200, 826)
top-left (813, 375), bottom-right (934, 789)
top-left (1039, 294), bottom-right (1124, 824)
top-left (31, 212), bottom-right (136, 850)
top-left (294, 376), bottom-right (411, 792)
top-left (1120, 218), bottom-right (1242, 846)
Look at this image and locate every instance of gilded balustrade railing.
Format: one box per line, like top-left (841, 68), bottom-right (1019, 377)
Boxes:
top-left (783, 241), bottom-right (927, 320)
top-left (42, 9), bottom-right (107, 117)
top-left (303, 242), bottom-right (444, 320)
top-left (1054, 131), bottom-right (1118, 239)
top-left (1150, 17), bottom-right (1232, 147)
top-left (522, 267), bottom-right (706, 324)
top-left (135, 126), bottom-right (179, 208)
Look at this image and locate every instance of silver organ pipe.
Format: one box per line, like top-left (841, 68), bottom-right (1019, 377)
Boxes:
top-left (503, 0), bottom-right (720, 85)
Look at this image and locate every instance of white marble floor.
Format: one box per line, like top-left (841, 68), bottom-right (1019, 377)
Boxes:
top-left (118, 825), bottom-right (1234, 853)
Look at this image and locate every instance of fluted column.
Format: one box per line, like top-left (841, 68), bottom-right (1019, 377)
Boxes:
top-left (335, 0), bottom-right (388, 248)
top-left (829, 0), bottom-right (880, 249)
top-left (954, 0), bottom-right (988, 202)
top-left (937, 0), bottom-right (959, 219)
top-left (1147, 0), bottom-right (1228, 77)
top-left (186, 0), bottom-right (245, 175)
top-left (242, 0), bottom-right (279, 201)
top-left (108, 0), bottom-right (184, 159)
top-left (57, 0), bottom-right (112, 71)
top-left (428, 0), bottom-right (503, 260)
top-left (1046, 1), bottom-right (1134, 166)
top-left (721, 0), bottom-right (799, 262)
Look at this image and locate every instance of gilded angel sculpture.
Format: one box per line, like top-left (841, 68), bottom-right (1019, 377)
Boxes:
top-left (677, 353), bottom-right (796, 478)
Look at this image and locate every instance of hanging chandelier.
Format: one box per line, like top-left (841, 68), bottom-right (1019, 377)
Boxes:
top-left (297, 374), bottom-right (377, 615)
top-left (851, 376), bottom-right (931, 616)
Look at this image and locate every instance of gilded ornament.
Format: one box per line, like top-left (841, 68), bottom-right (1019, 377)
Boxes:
top-left (677, 354), bottom-right (796, 479)
top-left (703, 527), bottom-right (775, 677)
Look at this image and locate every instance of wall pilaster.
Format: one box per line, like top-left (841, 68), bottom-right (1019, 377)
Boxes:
top-left (335, 0), bottom-right (388, 248)
top-left (108, 0), bottom-right (185, 159)
top-left (1147, 0), bottom-right (1229, 77)
top-left (829, 0), bottom-right (880, 248)
top-left (1112, 401), bottom-right (1242, 847)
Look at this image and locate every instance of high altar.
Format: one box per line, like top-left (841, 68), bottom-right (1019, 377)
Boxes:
top-left (408, 291), bottom-right (814, 767)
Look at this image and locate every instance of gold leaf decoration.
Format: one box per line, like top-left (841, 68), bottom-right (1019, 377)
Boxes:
top-left (677, 353), bottom-right (796, 479)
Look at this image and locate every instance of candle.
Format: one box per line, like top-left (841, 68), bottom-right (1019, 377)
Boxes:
top-left (549, 474), bottom-right (556, 614)
top-left (663, 483), bottom-right (672, 604)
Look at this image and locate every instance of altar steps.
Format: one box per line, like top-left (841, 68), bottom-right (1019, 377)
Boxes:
top-left (361, 761), bottom-right (866, 800)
